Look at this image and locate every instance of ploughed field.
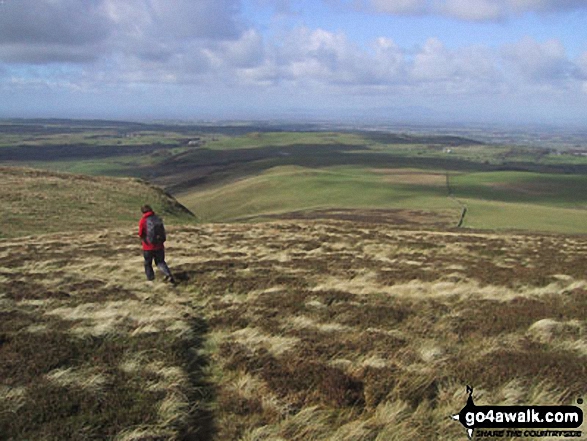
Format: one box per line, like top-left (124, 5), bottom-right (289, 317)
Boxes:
top-left (1, 216), bottom-right (586, 440)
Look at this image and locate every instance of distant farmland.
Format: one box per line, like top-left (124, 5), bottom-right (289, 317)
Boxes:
top-left (1, 120), bottom-right (586, 234)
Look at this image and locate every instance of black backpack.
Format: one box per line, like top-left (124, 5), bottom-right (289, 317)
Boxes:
top-left (145, 215), bottom-right (166, 245)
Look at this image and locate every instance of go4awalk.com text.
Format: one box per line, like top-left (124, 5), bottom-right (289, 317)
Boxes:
top-left (475, 430), bottom-right (582, 438)
top-left (452, 386), bottom-right (583, 439)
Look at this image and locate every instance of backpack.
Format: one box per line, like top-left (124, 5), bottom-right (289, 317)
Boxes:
top-left (145, 214), bottom-right (166, 245)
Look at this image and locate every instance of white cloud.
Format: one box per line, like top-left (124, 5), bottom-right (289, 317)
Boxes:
top-left (412, 38), bottom-right (455, 80)
top-left (0, 43), bottom-right (104, 64)
top-left (269, 28), bottom-right (366, 84)
top-left (439, 0), bottom-right (506, 21)
top-left (406, 38), bottom-right (500, 96)
top-left (369, 0), bottom-right (429, 14)
top-left (0, 0), bottom-right (111, 63)
top-left (0, 0), bottom-right (111, 46)
top-left (355, 0), bottom-right (587, 21)
top-left (501, 37), bottom-right (576, 82)
top-left (252, 0), bottom-right (294, 15)
top-left (0, 0), bottom-right (246, 64)
top-left (16, 23), bottom-right (579, 103)
top-left (372, 37), bottom-right (406, 79)
top-left (104, 0), bottom-right (243, 43)
top-left (257, 27), bottom-right (407, 87)
top-left (203, 29), bottom-right (265, 70)
top-left (510, 0), bottom-right (587, 13)
top-left (1, 0), bottom-right (587, 123)
top-left (577, 52), bottom-right (587, 78)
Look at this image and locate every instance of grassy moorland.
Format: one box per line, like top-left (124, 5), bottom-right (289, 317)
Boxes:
top-left (0, 228), bottom-right (211, 440)
top-left (0, 167), bottom-right (195, 238)
top-left (1, 122), bottom-right (586, 441)
top-left (1, 215), bottom-right (585, 440)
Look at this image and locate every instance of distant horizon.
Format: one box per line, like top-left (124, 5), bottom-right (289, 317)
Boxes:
top-left (2, 1), bottom-right (587, 127)
top-left (3, 102), bottom-right (587, 129)
top-left (2, 114), bottom-right (587, 132)
top-left (3, 115), bottom-right (587, 152)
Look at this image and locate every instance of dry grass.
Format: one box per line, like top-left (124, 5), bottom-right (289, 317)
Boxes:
top-left (0, 227), bottom-right (208, 440)
top-left (1, 215), bottom-right (586, 440)
top-left (0, 166), bottom-right (195, 238)
top-left (170, 220), bottom-right (585, 440)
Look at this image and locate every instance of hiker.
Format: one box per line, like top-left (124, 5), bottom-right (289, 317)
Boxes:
top-left (138, 205), bottom-right (176, 284)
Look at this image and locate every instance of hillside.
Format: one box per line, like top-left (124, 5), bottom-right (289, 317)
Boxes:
top-left (1, 215), bottom-right (585, 439)
top-left (177, 165), bottom-right (587, 234)
top-left (154, 132), bottom-right (587, 234)
top-left (2, 123), bottom-right (586, 235)
top-left (0, 166), bottom-right (195, 238)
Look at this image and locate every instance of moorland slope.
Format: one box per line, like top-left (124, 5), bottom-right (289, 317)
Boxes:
top-left (0, 166), bottom-right (195, 238)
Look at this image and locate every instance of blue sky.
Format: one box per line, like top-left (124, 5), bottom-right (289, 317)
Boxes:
top-left (1, 0), bottom-right (587, 125)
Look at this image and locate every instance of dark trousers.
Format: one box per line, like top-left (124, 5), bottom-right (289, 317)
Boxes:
top-left (143, 249), bottom-right (172, 281)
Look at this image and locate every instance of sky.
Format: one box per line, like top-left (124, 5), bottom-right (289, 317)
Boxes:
top-left (1, 0), bottom-right (587, 125)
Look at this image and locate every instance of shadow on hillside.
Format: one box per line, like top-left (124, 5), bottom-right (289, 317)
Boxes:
top-left (147, 143), bottom-right (587, 194)
top-left (149, 143), bottom-right (496, 193)
top-left (181, 316), bottom-right (216, 441)
top-left (252, 208), bottom-right (457, 229)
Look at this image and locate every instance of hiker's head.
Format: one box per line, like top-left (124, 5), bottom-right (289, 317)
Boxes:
top-left (141, 204), bottom-right (153, 214)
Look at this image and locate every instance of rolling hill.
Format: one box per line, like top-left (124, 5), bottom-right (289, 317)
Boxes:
top-left (177, 164), bottom-right (587, 234)
top-left (0, 166), bottom-right (195, 239)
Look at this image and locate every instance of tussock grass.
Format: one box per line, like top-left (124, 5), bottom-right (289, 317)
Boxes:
top-left (0, 385), bottom-right (27, 415)
top-left (0, 228), bottom-right (208, 440)
top-left (0, 166), bottom-right (195, 238)
top-left (45, 367), bottom-right (110, 392)
top-left (1, 214), bottom-right (586, 439)
top-left (145, 221), bottom-right (585, 439)
top-left (230, 327), bottom-right (299, 357)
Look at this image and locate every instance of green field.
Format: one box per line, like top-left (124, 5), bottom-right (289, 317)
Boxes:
top-left (451, 171), bottom-right (587, 233)
top-left (461, 199), bottom-right (587, 233)
top-left (171, 131), bottom-right (587, 233)
top-left (178, 164), bottom-right (587, 234)
top-left (179, 166), bottom-right (456, 222)
top-left (1, 121), bottom-right (587, 234)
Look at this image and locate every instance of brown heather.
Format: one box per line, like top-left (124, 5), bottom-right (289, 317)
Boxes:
top-left (1, 211), bottom-right (586, 439)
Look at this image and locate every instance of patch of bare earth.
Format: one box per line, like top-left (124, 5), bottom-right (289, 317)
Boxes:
top-left (261, 208), bottom-right (456, 229)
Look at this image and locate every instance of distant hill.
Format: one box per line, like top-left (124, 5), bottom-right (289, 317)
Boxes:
top-left (0, 166), bottom-right (195, 238)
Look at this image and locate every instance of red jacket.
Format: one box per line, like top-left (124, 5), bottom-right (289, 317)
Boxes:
top-left (138, 211), bottom-right (164, 251)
